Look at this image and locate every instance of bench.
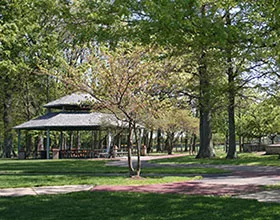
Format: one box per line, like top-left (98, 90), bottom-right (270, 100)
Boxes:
top-left (265, 144), bottom-right (280, 155)
top-left (116, 151), bottom-right (128, 157)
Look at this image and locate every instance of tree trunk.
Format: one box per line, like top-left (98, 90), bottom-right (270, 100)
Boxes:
top-left (225, 131), bottom-right (229, 152)
top-left (196, 22), bottom-right (214, 158)
top-left (147, 129), bottom-right (153, 153)
top-left (191, 133), bottom-right (197, 154)
top-left (238, 135), bottom-right (243, 152)
top-left (196, 63), bottom-right (214, 158)
top-left (227, 90), bottom-right (237, 159)
top-left (180, 135), bottom-right (183, 152)
top-left (134, 127), bottom-right (141, 177)
top-left (127, 121), bottom-right (134, 176)
top-left (167, 133), bottom-right (175, 155)
top-left (166, 134), bottom-right (172, 155)
top-left (258, 137), bottom-right (262, 144)
top-left (156, 129), bottom-right (162, 152)
top-left (143, 129), bottom-right (149, 149)
top-left (25, 131), bottom-right (32, 157)
top-left (197, 105), bottom-right (213, 158)
top-left (76, 131), bottom-right (81, 149)
top-left (270, 135), bottom-right (276, 144)
top-left (3, 86), bottom-right (13, 158)
top-left (184, 133), bottom-right (189, 152)
top-left (69, 131), bottom-right (73, 150)
top-left (225, 10), bottom-right (237, 159)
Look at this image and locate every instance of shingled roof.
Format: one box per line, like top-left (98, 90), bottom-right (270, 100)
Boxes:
top-left (44, 92), bottom-right (95, 110)
top-left (14, 112), bottom-right (125, 131)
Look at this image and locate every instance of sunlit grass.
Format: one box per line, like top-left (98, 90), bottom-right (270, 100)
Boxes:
top-left (262, 184), bottom-right (280, 190)
top-left (0, 191), bottom-right (279, 220)
top-left (0, 159), bottom-right (215, 188)
top-left (151, 152), bottom-right (280, 166)
top-left (0, 174), bottom-right (200, 188)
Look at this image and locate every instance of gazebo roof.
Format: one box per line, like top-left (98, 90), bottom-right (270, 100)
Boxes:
top-left (14, 112), bottom-right (125, 131)
top-left (44, 92), bottom-right (95, 110)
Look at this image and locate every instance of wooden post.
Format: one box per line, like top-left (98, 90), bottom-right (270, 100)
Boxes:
top-left (17, 130), bottom-right (21, 158)
top-left (93, 130), bottom-right (98, 149)
top-left (46, 129), bottom-right (50, 159)
top-left (106, 130), bottom-right (112, 153)
top-left (99, 130), bottom-right (102, 149)
top-left (59, 131), bottom-right (63, 151)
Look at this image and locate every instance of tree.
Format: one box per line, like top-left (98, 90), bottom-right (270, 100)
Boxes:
top-left (45, 44), bottom-right (174, 177)
top-left (238, 98), bottom-right (280, 144)
top-left (0, 0), bottom-right (71, 157)
top-left (67, 1), bottom-right (236, 158)
top-left (156, 108), bottom-right (199, 155)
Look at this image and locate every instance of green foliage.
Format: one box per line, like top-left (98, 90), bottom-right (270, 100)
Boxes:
top-left (236, 98), bottom-right (280, 140)
top-left (0, 0), bottom-right (70, 156)
top-left (1, 0), bottom-right (279, 159)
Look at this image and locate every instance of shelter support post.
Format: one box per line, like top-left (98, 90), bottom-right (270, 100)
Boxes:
top-left (59, 131), bottom-right (63, 151)
top-left (99, 130), bottom-right (102, 148)
top-left (17, 130), bottom-right (21, 153)
top-left (106, 130), bottom-right (112, 154)
top-left (46, 129), bottom-right (50, 159)
top-left (94, 130), bottom-right (98, 149)
top-left (17, 130), bottom-right (22, 159)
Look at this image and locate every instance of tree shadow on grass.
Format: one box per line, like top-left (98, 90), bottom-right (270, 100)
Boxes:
top-left (0, 191), bottom-right (279, 220)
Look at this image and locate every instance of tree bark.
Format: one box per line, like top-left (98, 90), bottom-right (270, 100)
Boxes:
top-left (3, 84), bottom-right (13, 158)
top-left (134, 127), bottom-right (141, 177)
top-left (225, 10), bottom-right (237, 159)
top-left (76, 131), bottom-right (81, 149)
top-left (184, 133), bottom-right (189, 152)
top-left (191, 133), bottom-right (197, 154)
top-left (196, 48), bottom-right (214, 158)
top-left (239, 135), bottom-right (243, 152)
top-left (147, 129), bottom-right (153, 153)
top-left (127, 121), bottom-right (134, 176)
top-left (25, 131), bottom-right (32, 157)
top-left (227, 81), bottom-right (237, 159)
top-left (156, 129), bottom-right (162, 152)
top-left (69, 131), bottom-right (73, 150)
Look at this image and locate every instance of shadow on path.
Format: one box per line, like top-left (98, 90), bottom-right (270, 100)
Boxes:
top-left (99, 154), bottom-right (280, 203)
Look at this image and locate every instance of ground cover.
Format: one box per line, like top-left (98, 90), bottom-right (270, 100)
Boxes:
top-left (150, 152), bottom-right (280, 166)
top-left (0, 159), bottom-right (222, 188)
top-left (0, 191), bottom-right (279, 220)
top-left (0, 174), bottom-right (200, 188)
top-left (263, 184), bottom-right (280, 190)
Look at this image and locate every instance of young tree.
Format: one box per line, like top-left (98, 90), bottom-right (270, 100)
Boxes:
top-left (44, 44), bottom-right (174, 177)
top-left (156, 108), bottom-right (199, 155)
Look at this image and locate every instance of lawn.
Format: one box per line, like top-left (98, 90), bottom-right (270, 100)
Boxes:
top-left (0, 159), bottom-right (222, 188)
top-left (150, 152), bottom-right (280, 166)
top-left (0, 191), bottom-right (279, 220)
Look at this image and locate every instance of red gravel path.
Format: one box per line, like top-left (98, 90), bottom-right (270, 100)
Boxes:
top-left (92, 181), bottom-right (261, 196)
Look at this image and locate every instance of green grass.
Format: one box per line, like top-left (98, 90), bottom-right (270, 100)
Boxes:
top-left (0, 174), bottom-right (200, 188)
top-left (0, 191), bottom-right (279, 220)
top-left (0, 159), bottom-right (220, 188)
top-left (151, 152), bottom-right (280, 166)
top-left (262, 184), bottom-right (280, 190)
top-left (0, 159), bottom-right (126, 174)
top-left (0, 159), bottom-right (224, 174)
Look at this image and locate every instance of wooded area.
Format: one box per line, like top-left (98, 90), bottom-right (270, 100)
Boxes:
top-left (1, 0), bottom-right (279, 164)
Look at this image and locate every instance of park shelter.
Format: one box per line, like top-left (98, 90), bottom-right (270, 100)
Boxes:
top-left (14, 92), bottom-right (128, 159)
